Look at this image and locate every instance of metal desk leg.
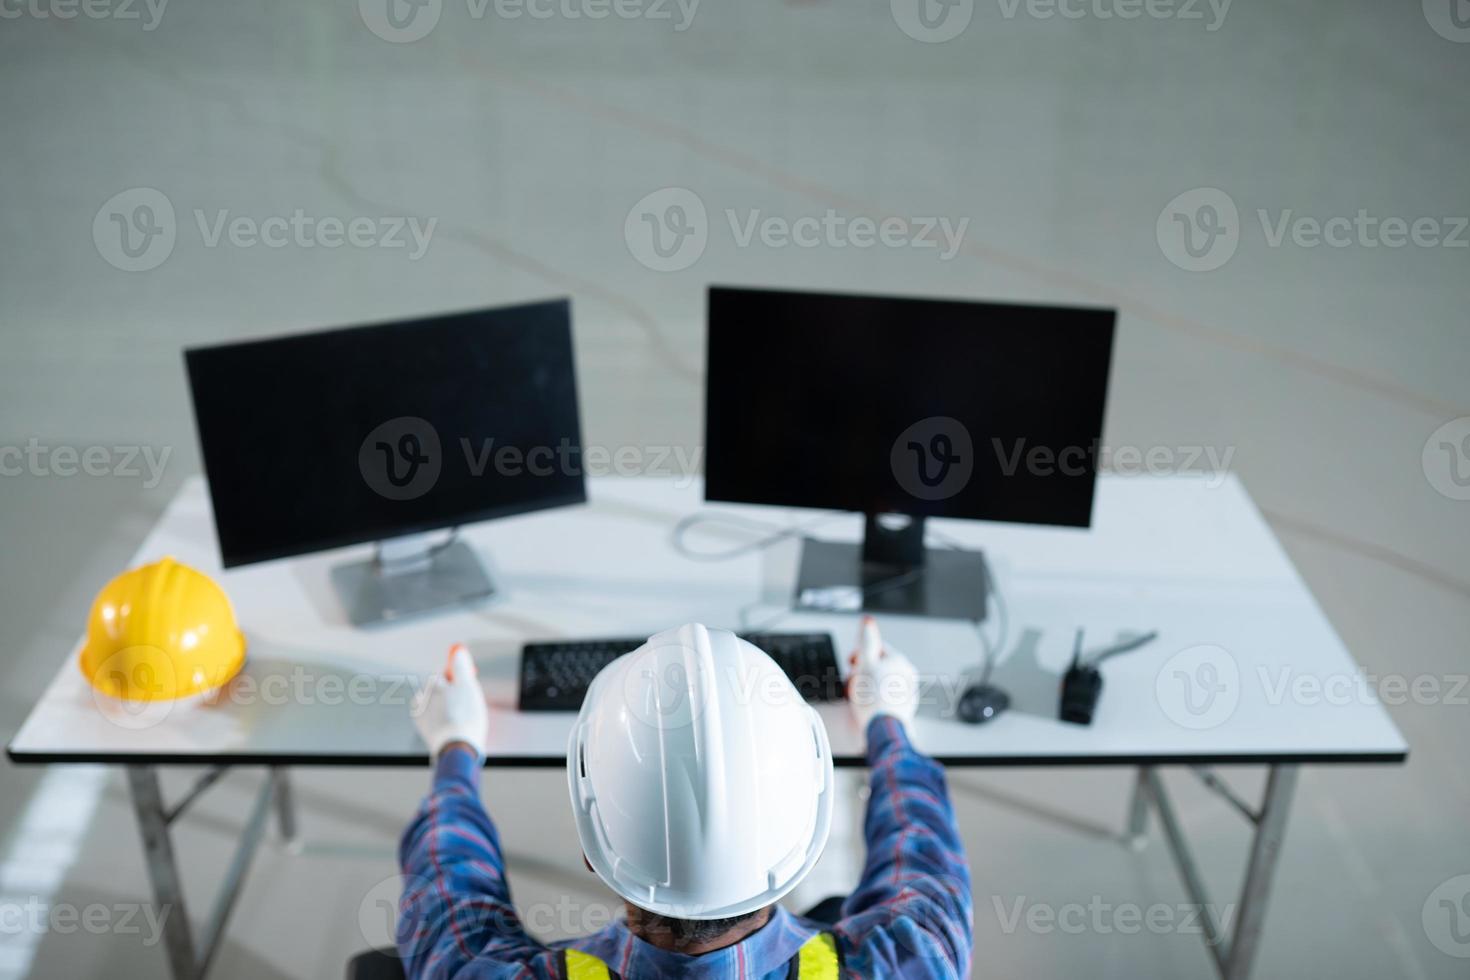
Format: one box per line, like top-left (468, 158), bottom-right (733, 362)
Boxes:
top-left (1223, 765), bottom-right (1298, 980)
top-left (271, 767), bottom-right (297, 842)
top-left (127, 766), bottom-right (198, 980)
top-left (1139, 764), bottom-right (1300, 980)
top-left (126, 764), bottom-right (279, 980)
top-left (1126, 766), bottom-right (1152, 849)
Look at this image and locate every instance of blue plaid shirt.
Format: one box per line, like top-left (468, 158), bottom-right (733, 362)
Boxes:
top-left (398, 716), bottom-right (972, 978)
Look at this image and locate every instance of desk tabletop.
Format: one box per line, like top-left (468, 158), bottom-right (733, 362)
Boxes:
top-left (7, 474), bottom-right (1407, 768)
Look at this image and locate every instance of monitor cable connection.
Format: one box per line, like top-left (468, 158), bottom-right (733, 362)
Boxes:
top-left (677, 512), bottom-right (1008, 671)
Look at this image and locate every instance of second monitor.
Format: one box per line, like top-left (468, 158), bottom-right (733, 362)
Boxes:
top-left (704, 286), bottom-right (1116, 619)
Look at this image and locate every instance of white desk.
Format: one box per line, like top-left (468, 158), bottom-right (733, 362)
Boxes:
top-left (6, 474), bottom-right (1409, 766)
top-left (6, 474), bottom-right (1407, 980)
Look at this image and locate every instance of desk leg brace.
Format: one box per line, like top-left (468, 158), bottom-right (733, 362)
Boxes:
top-left (1128, 765), bottom-right (1299, 980)
top-left (126, 765), bottom-right (285, 980)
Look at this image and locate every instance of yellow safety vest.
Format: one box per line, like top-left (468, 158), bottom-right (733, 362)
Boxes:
top-left (564, 932), bottom-right (840, 979)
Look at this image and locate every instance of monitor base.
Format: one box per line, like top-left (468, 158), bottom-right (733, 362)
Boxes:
top-left (793, 536), bottom-right (990, 621)
top-left (331, 536), bottom-right (495, 627)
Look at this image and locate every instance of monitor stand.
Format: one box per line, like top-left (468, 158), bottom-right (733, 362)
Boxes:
top-left (793, 514), bottom-right (990, 620)
top-left (330, 532), bottom-right (495, 627)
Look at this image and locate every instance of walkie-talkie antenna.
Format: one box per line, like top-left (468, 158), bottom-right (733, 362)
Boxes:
top-left (1070, 628), bottom-right (1084, 670)
top-left (1091, 630), bottom-right (1160, 666)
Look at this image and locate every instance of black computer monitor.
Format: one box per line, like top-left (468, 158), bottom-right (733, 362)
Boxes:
top-left (704, 286), bottom-right (1115, 618)
top-left (185, 299), bottom-right (584, 624)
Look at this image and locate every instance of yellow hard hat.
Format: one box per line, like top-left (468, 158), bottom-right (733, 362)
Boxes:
top-left (79, 557), bottom-right (246, 702)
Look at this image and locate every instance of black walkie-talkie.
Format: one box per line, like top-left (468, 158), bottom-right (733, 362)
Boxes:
top-left (1059, 628), bottom-right (1159, 726)
top-left (1060, 629), bottom-right (1104, 725)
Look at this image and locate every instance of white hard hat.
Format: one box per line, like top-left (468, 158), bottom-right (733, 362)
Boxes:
top-left (567, 623), bottom-right (835, 920)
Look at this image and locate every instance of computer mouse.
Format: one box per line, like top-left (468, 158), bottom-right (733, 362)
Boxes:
top-left (957, 683), bottom-right (1010, 725)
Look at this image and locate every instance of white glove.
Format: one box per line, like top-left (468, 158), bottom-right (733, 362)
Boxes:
top-left (411, 644), bottom-right (489, 758)
top-left (845, 616), bottom-right (920, 734)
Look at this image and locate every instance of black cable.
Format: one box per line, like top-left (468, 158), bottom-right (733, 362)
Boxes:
top-left (676, 512), bottom-right (1008, 677)
top-left (740, 563), bottom-right (928, 634)
top-left (984, 561), bottom-right (1008, 682)
top-left (675, 509), bottom-right (909, 632)
top-left (926, 527), bottom-right (1007, 683)
top-left (1087, 630), bottom-right (1159, 666)
top-left (376, 527), bottom-right (459, 564)
top-left (426, 527), bottom-right (460, 558)
top-left (670, 511), bottom-right (839, 562)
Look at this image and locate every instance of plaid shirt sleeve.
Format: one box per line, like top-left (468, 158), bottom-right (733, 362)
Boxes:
top-left (831, 716), bottom-right (974, 979)
top-left (396, 744), bottom-right (561, 979)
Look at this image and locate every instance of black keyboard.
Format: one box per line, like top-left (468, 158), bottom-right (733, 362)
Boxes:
top-left (518, 632), bottom-right (844, 711)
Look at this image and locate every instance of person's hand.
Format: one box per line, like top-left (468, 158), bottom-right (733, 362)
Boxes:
top-left (412, 644), bottom-right (488, 758)
top-left (845, 616), bottom-right (919, 733)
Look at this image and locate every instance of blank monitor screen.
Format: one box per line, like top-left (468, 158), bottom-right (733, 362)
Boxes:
top-left (186, 300), bottom-right (585, 567)
top-left (704, 287), bottom-right (1115, 527)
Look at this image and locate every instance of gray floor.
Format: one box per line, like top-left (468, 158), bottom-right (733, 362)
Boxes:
top-left (2, 1), bottom-right (1468, 977)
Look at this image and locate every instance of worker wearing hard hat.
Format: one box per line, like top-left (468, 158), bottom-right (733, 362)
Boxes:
top-left (400, 619), bottom-right (972, 978)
